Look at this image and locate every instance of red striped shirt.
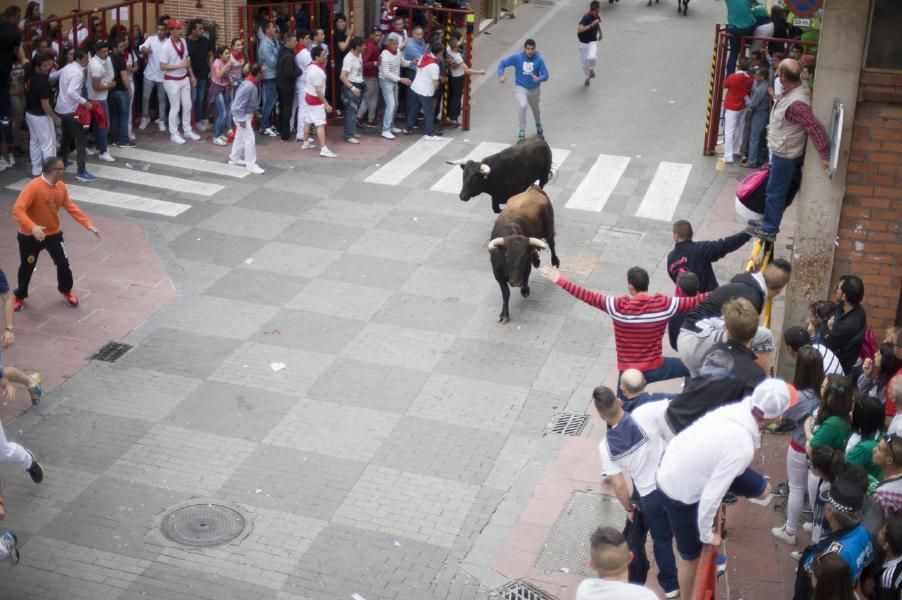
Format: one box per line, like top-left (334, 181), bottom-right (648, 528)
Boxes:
top-left (557, 277), bottom-right (708, 371)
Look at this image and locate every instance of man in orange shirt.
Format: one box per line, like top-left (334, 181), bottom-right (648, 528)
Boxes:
top-left (11, 157), bottom-right (101, 311)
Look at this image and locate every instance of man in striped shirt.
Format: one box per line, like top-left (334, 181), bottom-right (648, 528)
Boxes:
top-left (783, 326), bottom-right (843, 376)
top-left (541, 265), bottom-right (707, 394)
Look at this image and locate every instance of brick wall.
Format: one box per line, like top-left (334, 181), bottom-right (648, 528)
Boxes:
top-left (832, 71), bottom-right (902, 334)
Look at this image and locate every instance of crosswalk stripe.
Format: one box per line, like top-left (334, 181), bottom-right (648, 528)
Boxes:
top-left (634, 162), bottom-right (692, 221)
top-left (110, 147), bottom-right (249, 179)
top-left (87, 165), bottom-right (225, 197)
top-left (365, 136), bottom-right (453, 185)
top-left (550, 148), bottom-right (571, 181)
top-left (8, 179), bottom-right (191, 217)
top-left (430, 142), bottom-right (508, 193)
top-left (564, 154), bottom-right (631, 212)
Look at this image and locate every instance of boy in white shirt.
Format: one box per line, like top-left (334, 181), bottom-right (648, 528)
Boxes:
top-left (402, 40), bottom-right (443, 140)
top-left (87, 40), bottom-right (115, 162)
top-left (138, 22), bottom-right (169, 131)
top-left (575, 527), bottom-right (658, 600)
top-left (301, 46), bottom-right (336, 158)
top-left (158, 19), bottom-right (199, 144)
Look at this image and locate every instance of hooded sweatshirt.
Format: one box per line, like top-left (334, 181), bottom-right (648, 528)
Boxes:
top-left (496, 50), bottom-right (549, 89)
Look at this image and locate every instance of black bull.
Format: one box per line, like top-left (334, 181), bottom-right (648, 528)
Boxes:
top-left (449, 138), bottom-right (553, 214)
top-left (489, 185), bottom-right (559, 323)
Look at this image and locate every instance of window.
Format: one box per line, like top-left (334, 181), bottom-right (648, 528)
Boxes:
top-left (866, 0), bottom-right (902, 71)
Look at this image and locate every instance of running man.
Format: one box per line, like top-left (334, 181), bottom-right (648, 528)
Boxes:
top-left (577, 1), bottom-right (601, 87)
top-left (497, 39), bottom-right (549, 141)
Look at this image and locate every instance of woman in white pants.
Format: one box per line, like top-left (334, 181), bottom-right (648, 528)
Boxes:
top-left (229, 63), bottom-right (264, 174)
top-left (24, 54), bottom-right (58, 177)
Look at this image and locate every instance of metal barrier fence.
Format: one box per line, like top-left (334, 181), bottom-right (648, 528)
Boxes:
top-left (690, 504), bottom-right (726, 600)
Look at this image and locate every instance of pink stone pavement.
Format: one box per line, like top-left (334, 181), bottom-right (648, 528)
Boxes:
top-left (491, 169), bottom-right (802, 600)
top-left (0, 208), bottom-right (175, 425)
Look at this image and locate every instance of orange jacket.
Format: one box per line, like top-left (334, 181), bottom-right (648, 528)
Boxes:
top-left (12, 176), bottom-right (93, 237)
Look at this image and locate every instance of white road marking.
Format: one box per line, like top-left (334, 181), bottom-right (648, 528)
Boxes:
top-left (549, 148), bottom-right (571, 183)
top-left (365, 136), bottom-right (453, 185)
top-left (564, 154), bottom-right (631, 212)
top-left (87, 165), bottom-right (224, 196)
top-left (109, 147), bottom-right (250, 178)
top-left (8, 180), bottom-right (191, 217)
top-left (635, 161), bottom-right (692, 221)
top-left (430, 142), bottom-right (508, 193)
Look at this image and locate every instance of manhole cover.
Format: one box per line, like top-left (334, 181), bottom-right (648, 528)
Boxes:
top-left (160, 504), bottom-right (246, 547)
top-left (491, 581), bottom-right (558, 600)
top-left (91, 341), bottom-right (133, 362)
top-left (546, 412), bottom-right (588, 436)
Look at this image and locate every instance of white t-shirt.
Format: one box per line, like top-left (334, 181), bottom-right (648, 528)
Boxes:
top-left (341, 52), bottom-right (363, 83)
top-left (575, 578), bottom-right (659, 600)
top-left (87, 55), bottom-right (113, 101)
top-left (598, 401), bottom-right (669, 497)
top-left (159, 38), bottom-right (189, 80)
top-left (448, 47), bottom-right (465, 77)
top-left (889, 415), bottom-right (902, 436)
top-left (410, 59), bottom-right (439, 97)
top-left (295, 47), bottom-right (312, 91)
top-left (304, 63), bottom-right (327, 104)
top-left (139, 35), bottom-right (167, 82)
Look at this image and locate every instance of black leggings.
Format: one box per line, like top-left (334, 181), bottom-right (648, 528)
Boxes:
top-left (14, 232), bottom-right (73, 299)
top-left (278, 86), bottom-right (294, 140)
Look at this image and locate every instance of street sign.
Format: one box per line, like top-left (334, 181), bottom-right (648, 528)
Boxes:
top-left (792, 17), bottom-right (812, 27)
top-left (786, 0), bottom-right (821, 18)
top-left (829, 98), bottom-right (844, 179)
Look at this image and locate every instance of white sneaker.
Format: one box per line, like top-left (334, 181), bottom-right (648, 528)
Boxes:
top-left (802, 522), bottom-right (813, 533)
top-left (170, 133), bottom-right (186, 144)
top-left (0, 157), bottom-right (9, 171)
top-left (263, 127), bottom-right (278, 137)
top-left (390, 127), bottom-right (403, 134)
top-left (771, 525), bottom-right (797, 545)
top-left (301, 140), bottom-right (316, 150)
top-left (381, 130), bottom-right (396, 140)
top-left (790, 550), bottom-right (803, 561)
top-left (247, 164), bottom-right (265, 175)
top-left (345, 137), bottom-right (360, 144)
top-left (139, 117), bottom-right (150, 130)
top-left (183, 130), bottom-right (201, 141)
top-left (85, 147), bottom-right (97, 156)
top-left (128, 131), bottom-right (136, 141)
top-left (158, 120), bottom-right (167, 132)
top-left (307, 137), bottom-right (315, 144)
top-left (748, 493), bottom-right (774, 507)
top-left (320, 147), bottom-right (337, 158)
top-left (228, 158), bottom-right (246, 166)
top-left (664, 591), bottom-right (680, 599)
top-left (212, 136), bottom-right (228, 146)
top-left (424, 135), bottom-right (443, 141)
top-left (98, 152), bottom-right (115, 162)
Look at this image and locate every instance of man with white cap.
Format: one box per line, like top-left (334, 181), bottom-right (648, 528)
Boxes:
top-left (656, 378), bottom-right (794, 598)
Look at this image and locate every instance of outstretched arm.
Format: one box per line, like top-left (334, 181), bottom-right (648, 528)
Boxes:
top-left (540, 267), bottom-right (609, 313)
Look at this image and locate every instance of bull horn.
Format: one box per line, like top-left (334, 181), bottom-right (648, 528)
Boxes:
top-left (487, 237), bottom-right (505, 250)
top-left (445, 159), bottom-right (465, 165)
top-left (479, 163), bottom-right (491, 175)
top-left (528, 237), bottom-right (547, 250)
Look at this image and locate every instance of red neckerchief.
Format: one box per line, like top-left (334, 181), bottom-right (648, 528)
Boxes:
top-left (244, 75), bottom-right (256, 83)
top-left (418, 53), bottom-right (437, 68)
top-left (231, 50), bottom-right (245, 62)
top-left (309, 62), bottom-right (324, 73)
top-left (171, 37), bottom-right (185, 59)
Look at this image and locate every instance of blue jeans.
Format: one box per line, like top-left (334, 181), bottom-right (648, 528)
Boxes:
top-left (379, 78), bottom-right (398, 132)
top-left (406, 92), bottom-right (436, 135)
top-left (661, 492), bottom-right (702, 561)
top-left (746, 109), bottom-right (769, 167)
top-left (261, 79), bottom-right (277, 130)
top-left (342, 83), bottom-right (364, 140)
top-left (93, 98), bottom-right (109, 153)
top-left (640, 489), bottom-right (679, 594)
top-left (213, 90), bottom-right (230, 138)
top-left (762, 154), bottom-right (803, 233)
top-left (617, 357), bottom-right (690, 400)
top-left (728, 467), bottom-right (768, 498)
top-left (726, 25), bottom-right (756, 74)
top-left (192, 78), bottom-right (208, 122)
top-left (108, 90), bottom-right (130, 145)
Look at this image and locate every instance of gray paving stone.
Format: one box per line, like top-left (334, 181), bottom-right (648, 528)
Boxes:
top-left (38, 476), bottom-right (175, 561)
top-left (348, 227), bottom-right (443, 264)
top-left (407, 373), bottom-right (529, 434)
top-left (435, 336), bottom-right (547, 387)
top-left (375, 208), bottom-right (472, 238)
top-left (264, 171), bottom-right (346, 197)
top-left (306, 358), bottom-right (429, 413)
top-left (452, 486), bottom-right (507, 554)
top-left (372, 291), bottom-right (480, 334)
top-left (460, 304), bottom-right (567, 349)
top-left (169, 229), bottom-right (268, 267)
top-left (372, 417), bottom-right (505, 486)
top-left (217, 445), bottom-right (365, 521)
top-left (303, 198), bottom-right (394, 228)
top-left (553, 314), bottom-right (615, 358)
top-left (236, 189), bottom-right (322, 217)
top-left (400, 265), bottom-right (495, 305)
top-left (483, 435), bottom-right (545, 491)
top-left (513, 389), bottom-right (571, 436)
top-left (209, 341), bottom-right (334, 397)
top-left (0, 464), bottom-right (100, 535)
top-left (118, 561), bottom-right (281, 600)
top-left (156, 295), bottom-right (281, 340)
top-left (285, 278), bottom-right (393, 321)
top-left (251, 308), bottom-right (367, 354)
top-left (244, 241), bottom-right (343, 279)
top-left (205, 268), bottom-right (311, 306)
top-left (533, 350), bottom-right (596, 394)
top-left (318, 253), bottom-right (419, 290)
top-left (170, 259), bottom-right (232, 295)
top-left (116, 328), bottom-right (243, 380)
top-left (164, 381), bottom-right (298, 442)
top-left (342, 322), bottom-right (456, 372)
top-left (275, 218), bottom-right (367, 251)
top-left (424, 237), bottom-right (491, 272)
top-left (195, 206), bottom-right (298, 240)
top-left (283, 524), bottom-right (450, 600)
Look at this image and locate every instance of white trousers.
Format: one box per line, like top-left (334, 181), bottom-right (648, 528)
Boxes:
top-left (229, 117), bottom-right (257, 168)
top-left (0, 419), bottom-right (32, 471)
top-left (25, 113), bottom-right (57, 177)
top-left (808, 470), bottom-right (823, 543)
top-left (723, 108), bottom-right (746, 161)
top-left (783, 445), bottom-right (809, 535)
top-left (163, 78), bottom-right (192, 135)
top-left (579, 41), bottom-right (597, 77)
top-left (295, 87), bottom-right (309, 140)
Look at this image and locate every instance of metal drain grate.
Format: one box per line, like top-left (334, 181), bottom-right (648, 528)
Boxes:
top-left (160, 503), bottom-right (247, 547)
top-left (546, 412), bottom-right (588, 436)
top-left (491, 581), bottom-right (558, 600)
top-left (91, 341), bottom-right (133, 362)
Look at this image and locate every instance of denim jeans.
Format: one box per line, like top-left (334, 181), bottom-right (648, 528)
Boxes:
top-left (261, 79), bottom-right (277, 130)
top-left (93, 98), bottom-right (109, 153)
top-left (762, 154), bottom-right (803, 234)
top-left (379, 78), bottom-right (398, 132)
top-left (661, 492), bottom-right (702, 561)
top-left (728, 467), bottom-right (768, 498)
top-left (746, 108), bottom-right (769, 167)
top-left (342, 83), bottom-right (364, 139)
top-left (639, 489), bottom-right (679, 594)
top-left (616, 357), bottom-right (690, 401)
top-left (213, 90), bottom-right (230, 138)
top-left (108, 90), bottom-right (131, 145)
top-left (406, 92), bottom-right (435, 135)
top-left (726, 25), bottom-right (756, 74)
top-left (192, 78), bottom-right (208, 122)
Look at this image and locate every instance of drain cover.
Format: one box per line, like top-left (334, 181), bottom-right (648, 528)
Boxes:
top-left (92, 341), bottom-right (133, 362)
top-left (546, 412), bottom-right (588, 436)
top-left (491, 581), bottom-right (558, 600)
top-left (160, 504), bottom-right (246, 547)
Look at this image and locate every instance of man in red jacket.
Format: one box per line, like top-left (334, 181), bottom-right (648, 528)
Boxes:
top-left (541, 265), bottom-right (708, 397)
top-left (722, 57), bottom-right (753, 164)
top-left (358, 27), bottom-right (383, 128)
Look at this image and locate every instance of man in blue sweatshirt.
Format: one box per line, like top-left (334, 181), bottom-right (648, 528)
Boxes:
top-left (497, 39), bottom-right (549, 141)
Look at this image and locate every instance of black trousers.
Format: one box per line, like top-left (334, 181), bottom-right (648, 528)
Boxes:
top-left (15, 232), bottom-right (73, 299)
top-left (59, 113), bottom-right (87, 172)
top-left (278, 86), bottom-right (294, 140)
top-left (447, 75), bottom-right (465, 121)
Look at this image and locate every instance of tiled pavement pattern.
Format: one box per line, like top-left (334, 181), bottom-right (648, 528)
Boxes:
top-left (0, 1), bottom-right (732, 599)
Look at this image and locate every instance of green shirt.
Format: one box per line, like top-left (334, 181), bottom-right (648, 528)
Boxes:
top-left (726, 0), bottom-right (756, 29)
top-left (810, 416), bottom-right (851, 451)
top-left (846, 438), bottom-right (884, 482)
